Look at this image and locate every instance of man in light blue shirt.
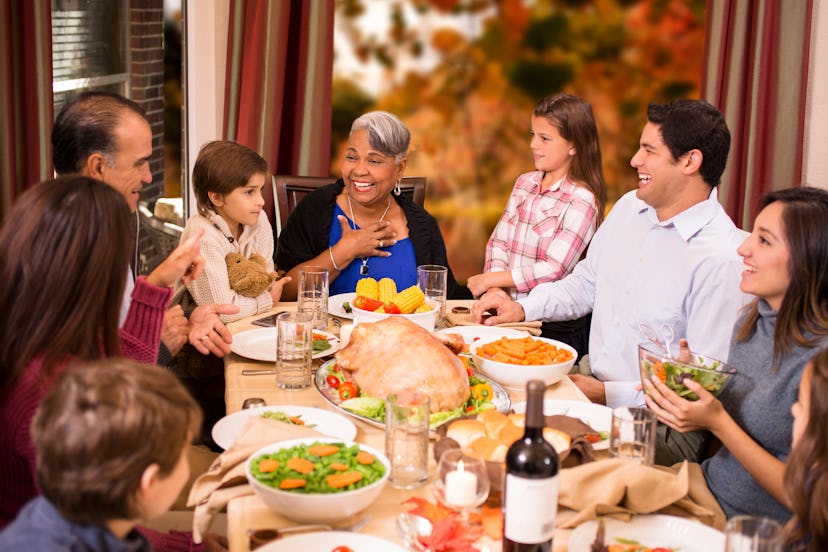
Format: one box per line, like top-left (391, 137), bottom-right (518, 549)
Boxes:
top-left (474, 99), bottom-right (749, 408)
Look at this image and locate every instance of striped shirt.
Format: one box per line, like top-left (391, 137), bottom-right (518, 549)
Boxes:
top-left (484, 171), bottom-right (598, 298)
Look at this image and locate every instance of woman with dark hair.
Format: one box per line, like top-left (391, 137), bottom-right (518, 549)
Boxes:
top-left (644, 187), bottom-right (828, 524)
top-left (0, 177), bottom-right (207, 542)
top-left (785, 347), bottom-right (828, 551)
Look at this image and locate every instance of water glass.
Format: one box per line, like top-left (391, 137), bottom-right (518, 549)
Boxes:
top-left (417, 264), bottom-right (447, 321)
top-left (608, 406), bottom-right (657, 465)
top-left (275, 312), bottom-right (312, 390)
top-left (385, 392), bottom-right (430, 489)
top-left (725, 515), bottom-right (784, 552)
top-left (297, 265), bottom-right (329, 330)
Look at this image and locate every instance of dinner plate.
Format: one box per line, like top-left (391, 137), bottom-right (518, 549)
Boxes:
top-left (314, 359), bottom-right (511, 430)
top-left (436, 325), bottom-right (527, 344)
top-left (257, 530), bottom-right (408, 552)
top-left (210, 405), bottom-right (357, 450)
top-left (329, 292), bottom-right (356, 319)
top-left (230, 328), bottom-right (339, 362)
top-left (511, 399), bottom-right (612, 450)
top-left (567, 514), bottom-right (724, 552)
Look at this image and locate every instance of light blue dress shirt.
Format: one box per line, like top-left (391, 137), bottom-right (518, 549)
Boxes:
top-left (518, 188), bottom-right (750, 407)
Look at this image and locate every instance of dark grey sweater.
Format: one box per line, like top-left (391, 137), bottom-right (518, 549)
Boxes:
top-left (703, 300), bottom-right (828, 522)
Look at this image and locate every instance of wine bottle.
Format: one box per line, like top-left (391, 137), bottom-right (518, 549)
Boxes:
top-left (502, 379), bottom-right (560, 552)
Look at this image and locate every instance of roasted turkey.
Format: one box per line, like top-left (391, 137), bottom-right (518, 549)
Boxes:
top-left (335, 317), bottom-right (470, 411)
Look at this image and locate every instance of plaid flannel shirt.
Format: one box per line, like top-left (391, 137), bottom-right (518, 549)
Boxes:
top-left (484, 171), bottom-right (598, 298)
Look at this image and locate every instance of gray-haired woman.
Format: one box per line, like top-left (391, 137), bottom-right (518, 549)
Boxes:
top-left (276, 111), bottom-right (463, 299)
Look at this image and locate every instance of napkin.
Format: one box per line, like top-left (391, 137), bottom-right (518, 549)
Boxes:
top-left (556, 459), bottom-right (727, 530)
top-left (187, 415), bottom-right (323, 543)
top-left (444, 311), bottom-right (543, 336)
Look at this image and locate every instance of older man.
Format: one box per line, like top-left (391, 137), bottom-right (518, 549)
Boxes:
top-left (474, 99), bottom-right (749, 413)
top-left (52, 91), bottom-right (237, 360)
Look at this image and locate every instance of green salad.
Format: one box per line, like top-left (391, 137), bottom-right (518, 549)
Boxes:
top-left (642, 356), bottom-right (733, 401)
top-left (259, 410), bottom-right (316, 428)
top-left (250, 441), bottom-right (385, 493)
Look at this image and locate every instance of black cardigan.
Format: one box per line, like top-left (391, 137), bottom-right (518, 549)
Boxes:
top-left (275, 180), bottom-right (469, 299)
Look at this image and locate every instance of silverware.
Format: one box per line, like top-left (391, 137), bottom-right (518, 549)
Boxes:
top-left (248, 515), bottom-right (372, 549)
top-left (242, 369), bottom-right (277, 376)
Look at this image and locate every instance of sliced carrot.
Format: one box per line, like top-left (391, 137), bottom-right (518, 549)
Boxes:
top-left (355, 450), bottom-right (375, 465)
top-left (257, 459), bottom-right (280, 473)
top-left (308, 444), bottom-right (340, 457)
top-left (286, 457), bottom-right (315, 474)
top-left (326, 471), bottom-right (363, 488)
top-left (279, 478), bottom-right (307, 489)
top-left (288, 416), bottom-right (305, 425)
top-left (330, 462), bottom-right (349, 471)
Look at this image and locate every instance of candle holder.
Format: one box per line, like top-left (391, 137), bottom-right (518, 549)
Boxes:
top-left (435, 449), bottom-right (490, 524)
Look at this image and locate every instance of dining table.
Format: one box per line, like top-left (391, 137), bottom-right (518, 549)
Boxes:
top-left (222, 300), bottom-right (592, 552)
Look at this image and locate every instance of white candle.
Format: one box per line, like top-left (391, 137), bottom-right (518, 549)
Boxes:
top-left (339, 323), bottom-right (354, 346)
top-left (444, 460), bottom-right (477, 507)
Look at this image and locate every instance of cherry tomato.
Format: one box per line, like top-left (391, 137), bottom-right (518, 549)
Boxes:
top-left (331, 547), bottom-right (353, 552)
top-left (465, 405), bottom-right (476, 413)
top-left (338, 382), bottom-right (358, 401)
top-left (325, 375), bottom-right (341, 389)
top-left (331, 364), bottom-right (341, 373)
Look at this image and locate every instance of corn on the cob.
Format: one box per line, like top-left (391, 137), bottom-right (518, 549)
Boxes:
top-left (413, 302), bottom-right (432, 313)
top-left (392, 285), bottom-right (425, 314)
top-left (378, 278), bottom-right (397, 303)
top-left (355, 277), bottom-right (379, 300)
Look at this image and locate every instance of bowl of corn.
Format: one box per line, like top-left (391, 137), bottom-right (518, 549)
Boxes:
top-left (350, 277), bottom-right (438, 331)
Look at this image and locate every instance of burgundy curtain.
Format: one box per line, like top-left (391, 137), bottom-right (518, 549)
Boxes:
top-left (702, 0), bottom-right (814, 228)
top-left (223, 0), bottom-right (334, 227)
top-left (0, 0), bottom-right (53, 220)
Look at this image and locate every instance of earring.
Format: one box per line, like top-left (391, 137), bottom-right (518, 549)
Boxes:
top-left (393, 180), bottom-right (402, 196)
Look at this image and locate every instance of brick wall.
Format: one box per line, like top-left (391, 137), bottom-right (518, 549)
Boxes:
top-left (130, 1), bottom-right (165, 202)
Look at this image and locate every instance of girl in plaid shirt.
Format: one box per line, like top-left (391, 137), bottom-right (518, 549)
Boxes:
top-left (467, 94), bottom-right (605, 357)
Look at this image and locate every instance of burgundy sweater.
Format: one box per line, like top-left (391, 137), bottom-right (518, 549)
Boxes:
top-left (0, 277), bottom-right (184, 546)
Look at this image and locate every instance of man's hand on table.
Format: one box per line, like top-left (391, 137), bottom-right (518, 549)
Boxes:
top-left (568, 374), bottom-right (607, 405)
top-left (472, 289), bottom-right (525, 325)
top-left (189, 304), bottom-right (239, 356)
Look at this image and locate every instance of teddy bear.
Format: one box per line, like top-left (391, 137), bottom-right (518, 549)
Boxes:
top-left (225, 252), bottom-right (281, 297)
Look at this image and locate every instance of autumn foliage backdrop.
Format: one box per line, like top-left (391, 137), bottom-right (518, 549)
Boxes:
top-left (332, 0), bottom-right (705, 283)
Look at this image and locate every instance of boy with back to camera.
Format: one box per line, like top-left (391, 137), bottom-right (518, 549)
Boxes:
top-left (0, 359), bottom-right (223, 551)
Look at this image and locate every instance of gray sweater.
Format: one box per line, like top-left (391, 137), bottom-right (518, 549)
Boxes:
top-left (703, 300), bottom-right (828, 523)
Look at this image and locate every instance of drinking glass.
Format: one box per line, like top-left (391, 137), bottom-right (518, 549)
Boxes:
top-left (297, 266), bottom-right (329, 330)
top-left (608, 406), bottom-right (657, 465)
top-left (435, 449), bottom-right (490, 524)
top-left (417, 265), bottom-right (447, 322)
top-left (275, 312), bottom-right (312, 390)
top-left (725, 515), bottom-right (784, 552)
top-left (385, 392), bottom-right (430, 489)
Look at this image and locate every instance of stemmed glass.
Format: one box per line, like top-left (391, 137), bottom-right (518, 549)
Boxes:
top-left (435, 449), bottom-right (490, 524)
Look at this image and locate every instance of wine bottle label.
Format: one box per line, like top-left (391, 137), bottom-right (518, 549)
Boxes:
top-left (503, 473), bottom-right (558, 543)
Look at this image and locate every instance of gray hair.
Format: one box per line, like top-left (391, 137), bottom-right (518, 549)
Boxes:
top-left (350, 111), bottom-right (410, 162)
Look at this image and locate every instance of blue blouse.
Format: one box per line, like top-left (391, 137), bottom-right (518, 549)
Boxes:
top-left (329, 204), bottom-right (417, 295)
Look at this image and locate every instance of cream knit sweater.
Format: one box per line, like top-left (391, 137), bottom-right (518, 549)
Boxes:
top-left (180, 210), bottom-right (274, 323)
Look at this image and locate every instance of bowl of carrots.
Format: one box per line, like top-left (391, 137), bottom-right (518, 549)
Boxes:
top-left (469, 336), bottom-right (577, 389)
top-left (245, 437), bottom-right (390, 523)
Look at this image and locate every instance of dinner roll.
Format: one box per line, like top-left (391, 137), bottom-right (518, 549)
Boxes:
top-left (508, 413), bottom-right (525, 428)
top-left (476, 410), bottom-right (510, 440)
top-left (543, 427), bottom-right (571, 454)
top-left (468, 436), bottom-right (508, 463)
top-left (445, 419), bottom-right (486, 449)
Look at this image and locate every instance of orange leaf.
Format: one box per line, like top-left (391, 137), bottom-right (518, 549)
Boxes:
top-left (402, 497), bottom-right (454, 523)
